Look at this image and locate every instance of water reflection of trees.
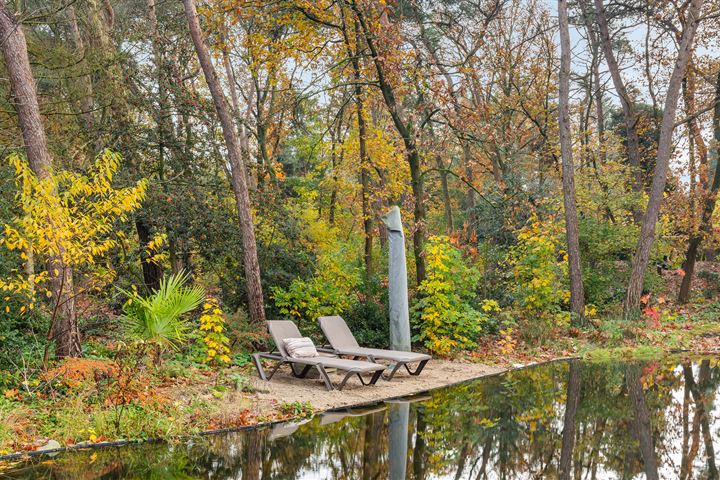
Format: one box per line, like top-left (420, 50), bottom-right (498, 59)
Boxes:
top-left (416, 358), bottom-right (719, 480)
top-left (8, 358), bottom-right (719, 479)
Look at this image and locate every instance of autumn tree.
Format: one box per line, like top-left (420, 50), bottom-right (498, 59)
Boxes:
top-left (558, 0), bottom-right (586, 322)
top-left (0, 1), bottom-right (80, 357)
top-left (183, 0), bottom-right (266, 324)
top-left (623, 0), bottom-right (704, 318)
top-left (677, 61), bottom-right (720, 302)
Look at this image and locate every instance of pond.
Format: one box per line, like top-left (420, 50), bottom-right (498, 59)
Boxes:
top-left (2, 356), bottom-right (719, 479)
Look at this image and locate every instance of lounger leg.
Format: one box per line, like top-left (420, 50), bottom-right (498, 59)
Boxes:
top-left (316, 365), bottom-right (335, 391)
top-left (290, 364), bottom-right (313, 378)
top-left (369, 369), bottom-right (383, 385)
top-left (265, 361), bottom-right (286, 380)
top-left (405, 359), bottom-right (429, 376)
top-left (383, 362), bottom-right (403, 381)
top-left (337, 371), bottom-right (358, 390)
top-left (252, 353), bottom-right (267, 381)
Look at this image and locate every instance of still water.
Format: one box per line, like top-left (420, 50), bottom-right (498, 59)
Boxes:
top-left (3, 356), bottom-right (719, 479)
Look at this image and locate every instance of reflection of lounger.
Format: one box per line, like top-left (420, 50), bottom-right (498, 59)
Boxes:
top-left (268, 418), bottom-right (311, 440)
top-left (319, 316), bottom-right (431, 380)
top-left (252, 320), bottom-right (386, 391)
top-left (320, 405), bottom-right (387, 426)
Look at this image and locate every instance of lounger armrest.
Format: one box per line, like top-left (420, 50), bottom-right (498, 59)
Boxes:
top-left (254, 352), bottom-right (286, 361)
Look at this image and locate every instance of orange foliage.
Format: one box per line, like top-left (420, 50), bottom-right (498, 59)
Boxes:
top-left (44, 358), bottom-right (118, 388)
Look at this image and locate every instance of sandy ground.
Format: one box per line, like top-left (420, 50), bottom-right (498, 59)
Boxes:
top-left (246, 359), bottom-right (506, 412)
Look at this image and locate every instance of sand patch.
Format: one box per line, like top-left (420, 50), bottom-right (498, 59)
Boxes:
top-left (248, 359), bottom-right (506, 412)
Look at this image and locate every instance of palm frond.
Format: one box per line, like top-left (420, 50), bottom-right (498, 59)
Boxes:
top-left (119, 271), bottom-right (205, 349)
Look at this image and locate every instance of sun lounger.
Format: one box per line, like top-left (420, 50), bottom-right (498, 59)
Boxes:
top-left (318, 315), bottom-right (431, 380)
top-left (252, 320), bottom-right (386, 391)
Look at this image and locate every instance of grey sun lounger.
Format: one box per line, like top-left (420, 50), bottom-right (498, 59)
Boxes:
top-left (318, 316), bottom-right (431, 380)
top-left (252, 320), bottom-right (386, 391)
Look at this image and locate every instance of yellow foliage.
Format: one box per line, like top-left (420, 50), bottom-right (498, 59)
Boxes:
top-left (0, 150), bottom-right (147, 312)
top-left (414, 236), bottom-right (497, 356)
top-left (199, 297), bottom-right (232, 365)
top-left (145, 232), bottom-right (168, 266)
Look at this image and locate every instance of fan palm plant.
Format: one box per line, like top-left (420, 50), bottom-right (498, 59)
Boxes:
top-left (120, 271), bottom-right (205, 364)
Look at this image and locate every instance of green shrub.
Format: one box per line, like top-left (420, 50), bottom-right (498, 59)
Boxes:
top-left (271, 251), bottom-right (360, 334)
top-left (412, 236), bottom-right (498, 356)
top-left (697, 269), bottom-right (720, 299)
top-left (344, 297), bottom-right (389, 348)
top-left (506, 216), bottom-right (570, 340)
top-left (578, 217), bottom-right (666, 308)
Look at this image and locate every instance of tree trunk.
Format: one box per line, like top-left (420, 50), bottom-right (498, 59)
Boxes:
top-left (681, 364), bottom-right (692, 480)
top-left (592, 0), bottom-right (643, 198)
top-left (461, 143), bottom-right (477, 232)
top-left (347, 19), bottom-right (373, 277)
top-left (328, 116), bottom-right (343, 225)
top-left (415, 11), bottom-right (475, 235)
top-left (135, 216), bottom-right (163, 292)
top-left (623, 0), bottom-right (703, 318)
top-left (678, 70), bottom-right (720, 303)
top-left (66, 4), bottom-right (98, 152)
top-left (147, 0), bottom-right (173, 165)
top-left (0, 1), bottom-right (81, 358)
top-left (558, 0), bottom-right (586, 322)
top-left (350, 3), bottom-right (427, 285)
top-left (683, 361), bottom-right (718, 479)
top-left (627, 364), bottom-right (659, 480)
top-left (220, 24), bottom-right (255, 190)
top-left (408, 147), bottom-right (427, 285)
top-left (183, 0), bottom-right (265, 323)
top-left (362, 411), bottom-right (385, 480)
top-left (559, 362), bottom-right (582, 479)
top-left (242, 430), bottom-right (263, 480)
top-left (437, 154), bottom-right (454, 234)
top-left (412, 409), bottom-right (426, 479)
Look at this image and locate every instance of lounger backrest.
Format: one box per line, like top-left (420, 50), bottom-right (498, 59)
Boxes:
top-left (267, 320), bottom-right (303, 358)
top-left (318, 316), bottom-right (360, 349)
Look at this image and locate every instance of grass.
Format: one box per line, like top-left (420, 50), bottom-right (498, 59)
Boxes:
top-left (0, 357), bottom-right (287, 456)
top-left (0, 398), bottom-right (27, 454)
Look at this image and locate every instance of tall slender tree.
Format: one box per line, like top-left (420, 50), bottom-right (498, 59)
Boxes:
top-left (623, 0), bottom-right (704, 317)
top-left (0, 0), bottom-right (81, 358)
top-left (558, 0), bottom-right (586, 322)
top-left (183, 0), bottom-right (266, 323)
top-left (592, 0), bottom-right (643, 200)
top-left (348, 0), bottom-right (428, 285)
top-left (678, 70), bottom-right (720, 303)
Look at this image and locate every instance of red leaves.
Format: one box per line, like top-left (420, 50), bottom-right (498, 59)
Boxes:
top-left (642, 306), bottom-right (662, 328)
